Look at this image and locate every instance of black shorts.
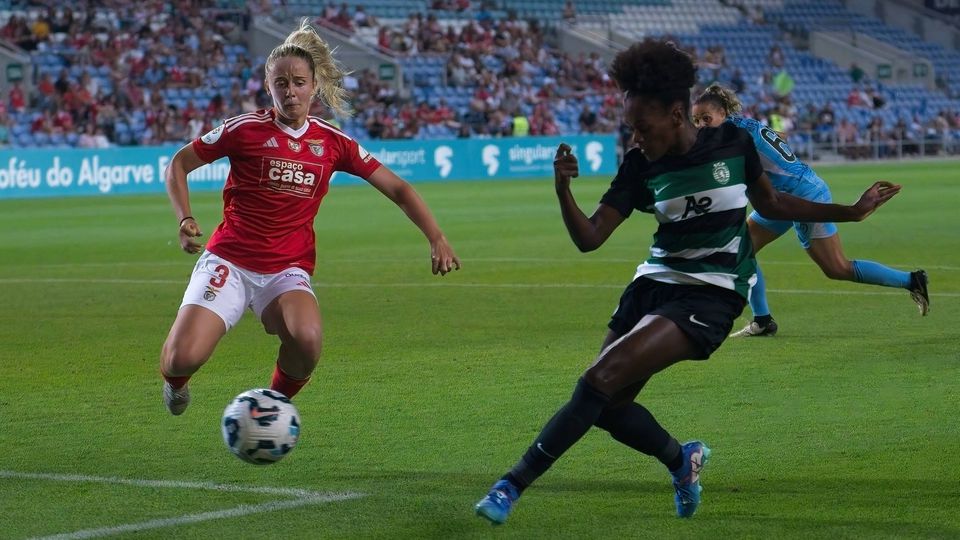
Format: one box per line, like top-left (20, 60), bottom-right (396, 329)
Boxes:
top-left (608, 276), bottom-right (747, 359)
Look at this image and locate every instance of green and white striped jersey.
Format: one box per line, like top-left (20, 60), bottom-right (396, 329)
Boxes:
top-left (600, 123), bottom-right (763, 298)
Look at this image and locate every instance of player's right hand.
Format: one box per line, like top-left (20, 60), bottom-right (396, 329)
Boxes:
top-left (852, 180), bottom-right (901, 221)
top-left (178, 218), bottom-right (204, 254)
top-left (554, 143), bottom-right (579, 190)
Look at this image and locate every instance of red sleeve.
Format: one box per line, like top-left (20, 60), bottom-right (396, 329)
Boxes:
top-left (337, 136), bottom-right (382, 179)
top-left (191, 122), bottom-right (232, 163)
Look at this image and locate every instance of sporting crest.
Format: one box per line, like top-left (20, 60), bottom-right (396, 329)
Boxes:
top-left (712, 161), bottom-right (730, 185)
top-left (288, 139), bottom-right (302, 152)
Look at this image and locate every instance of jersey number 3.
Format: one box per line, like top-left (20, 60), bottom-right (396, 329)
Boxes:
top-left (759, 127), bottom-right (796, 163)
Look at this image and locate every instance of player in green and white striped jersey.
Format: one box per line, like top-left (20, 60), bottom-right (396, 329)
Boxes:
top-left (476, 38), bottom-right (901, 525)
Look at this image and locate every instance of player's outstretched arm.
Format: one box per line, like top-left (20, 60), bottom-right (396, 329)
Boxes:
top-left (365, 165), bottom-right (461, 276)
top-left (165, 143), bottom-right (209, 254)
top-left (554, 143), bottom-right (624, 252)
top-left (748, 173), bottom-right (901, 223)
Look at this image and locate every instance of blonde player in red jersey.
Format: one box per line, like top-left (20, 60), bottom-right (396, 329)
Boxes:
top-left (160, 19), bottom-right (460, 415)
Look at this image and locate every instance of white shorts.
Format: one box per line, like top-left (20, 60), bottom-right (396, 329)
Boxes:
top-left (179, 250), bottom-right (316, 331)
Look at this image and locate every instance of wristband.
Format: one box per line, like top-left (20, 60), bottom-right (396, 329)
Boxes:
top-left (179, 216), bottom-right (194, 228)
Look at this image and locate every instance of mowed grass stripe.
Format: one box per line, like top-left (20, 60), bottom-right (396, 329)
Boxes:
top-left (0, 277), bottom-right (958, 299)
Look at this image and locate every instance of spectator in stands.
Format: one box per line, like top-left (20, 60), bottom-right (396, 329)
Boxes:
top-left (767, 44), bottom-right (784, 69)
top-left (865, 85), bottom-right (885, 109)
top-left (353, 5), bottom-right (378, 28)
top-left (0, 109), bottom-right (10, 147)
top-left (9, 15), bottom-right (36, 51)
top-left (53, 68), bottom-right (70, 96)
top-left (730, 68), bottom-right (747, 94)
top-left (77, 123), bottom-right (110, 148)
top-left (96, 95), bottom-right (118, 139)
top-left (836, 118), bottom-right (867, 159)
top-left (1, 14), bottom-right (20, 40)
top-left (31, 109), bottom-right (54, 135)
top-left (31, 10), bottom-right (52, 45)
top-left (8, 81), bottom-right (26, 114)
top-left (562, 1), bottom-right (577, 24)
top-left (159, 19), bottom-right (459, 418)
top-left (511, 108), bottom-right (529, 137)
top-left (50, 6), bottom-right (75, 34)
top-left (846, 86), bottom-right (868, 108)
top-left (849, 62), bottom-right (865, 84)
top-left (578, 104), bottom-right (598, 133)
top-left (867, 117), bottom-right (894, 158)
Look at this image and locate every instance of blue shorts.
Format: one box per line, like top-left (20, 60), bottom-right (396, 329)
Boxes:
top-left (751, 174), bottom-right (837, 249)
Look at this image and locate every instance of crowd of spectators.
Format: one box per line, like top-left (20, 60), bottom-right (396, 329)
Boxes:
top-left (0, 1), bottom-right (258, 148)
top-left (0, 2), bottom-right (958, 159)
top-left (675, 39), bottom-right (959, 159)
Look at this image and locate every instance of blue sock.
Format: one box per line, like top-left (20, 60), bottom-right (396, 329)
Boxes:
top-left (852, 260), bottom-right (911, 289)
top-left (749, 265), bottom-right (771, 317)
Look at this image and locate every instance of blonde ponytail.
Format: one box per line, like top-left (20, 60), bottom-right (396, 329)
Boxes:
top-left (694, 83), bottom-right (742, 116)
top-left (266, 18), bottom-right (352, 117)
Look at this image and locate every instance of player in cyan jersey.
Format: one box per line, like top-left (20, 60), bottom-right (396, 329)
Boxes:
top-left (474, 39), bottom-right (899, 525)
top-left (159, 20), bottom-right (460, 415)
top-left (692, 83), bottom-right (928, 337)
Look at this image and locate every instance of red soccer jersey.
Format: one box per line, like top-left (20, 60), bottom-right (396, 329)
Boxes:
top-left (192, 109), bottom-right (382, 275)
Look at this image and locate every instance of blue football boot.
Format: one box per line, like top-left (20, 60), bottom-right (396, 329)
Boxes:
top-left (671, 440), bottom-right (711, 518)
top-left (475, 479), bottom-right (519, 525)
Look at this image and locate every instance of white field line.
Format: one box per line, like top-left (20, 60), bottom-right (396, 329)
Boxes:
top-left (30, 498), bottom-right (340, 540)
top-left (8, 258), bottom-right (960, 271)
top-left (1, 470), bottom-right (362, 540)
top-left (0, 277), bottom-right (957, 297)
top-left (0, 470), bottom-right (345, 498)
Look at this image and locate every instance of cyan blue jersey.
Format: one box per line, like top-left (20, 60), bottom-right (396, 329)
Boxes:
top-left (726, 115), bottom-right (815, 193)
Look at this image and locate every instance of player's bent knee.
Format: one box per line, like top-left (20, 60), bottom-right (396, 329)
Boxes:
top-left (582, 366), bottom-right (623, 396)
top-left (160, 340), bottom-right (208, 376)
top-left (286, 323), bottom-right (323, 362)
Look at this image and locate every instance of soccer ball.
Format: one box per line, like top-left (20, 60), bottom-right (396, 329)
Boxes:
top-left (221, 389), bottom-right (301, 465)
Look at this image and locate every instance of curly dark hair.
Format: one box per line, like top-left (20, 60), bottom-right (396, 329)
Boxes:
top-left (609, 39), bottom-right (697, 111)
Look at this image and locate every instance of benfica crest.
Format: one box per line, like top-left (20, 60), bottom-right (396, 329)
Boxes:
top-left (288, 139), bottom-right (302, 152)
top-left (305, 139), bottom-right (324, 157)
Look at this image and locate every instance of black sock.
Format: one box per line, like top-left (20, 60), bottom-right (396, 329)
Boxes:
top-left (754, 314), bottom-right (773, 326)
top-left (595, 402), bottom-right (682, 469)
top-left (666, 444), bottom-right (684, 472)
top-left (505, 377), bottom-right (610, 493)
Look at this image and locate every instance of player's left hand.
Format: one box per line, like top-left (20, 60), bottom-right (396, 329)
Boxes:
top-left (430, 235), bottom-right (461, 276)
top-left (852, 181), bottom-right (901, 221)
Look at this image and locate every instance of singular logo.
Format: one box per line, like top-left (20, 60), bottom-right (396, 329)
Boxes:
top-left (288, 139), bottom-right (302, 152)
top-left (585, 141), bottom-right (604, 172)
top-left (260, 157), bottom-right (323, 198)
top-left (262, 137), bottom-right (279, 148)
top-left (434, 146), bottom-right (453, 178)
top-left (482, 145), bottom-right (500, 175)
top-left (712, 161), bottom-right (731, 185)
top-left (306, 139), bottom-right (324, 157)
top-left (200, 124), bottom-right (224, 145)
top-left (681, 195), bottom-right (713, 219)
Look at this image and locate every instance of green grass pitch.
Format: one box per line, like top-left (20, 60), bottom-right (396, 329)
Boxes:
top-left (0, 160), bottom-right (957, 539)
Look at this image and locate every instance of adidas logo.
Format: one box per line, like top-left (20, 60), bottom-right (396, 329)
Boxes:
top-left (262, 137), bottom-right (279, 148)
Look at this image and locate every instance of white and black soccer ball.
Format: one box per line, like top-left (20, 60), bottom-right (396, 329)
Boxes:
top-left (221, 389), bottom-right (301, 465)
